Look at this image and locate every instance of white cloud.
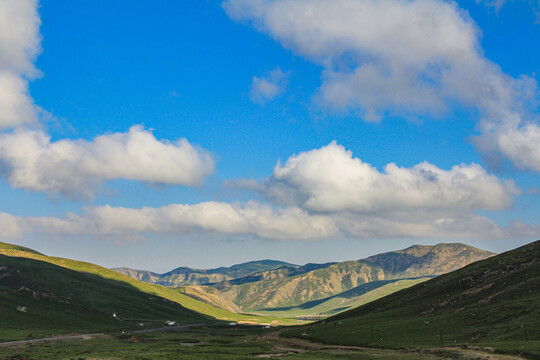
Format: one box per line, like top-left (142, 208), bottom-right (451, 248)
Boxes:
top-left (226, 142), bottom-right (538, 240)
top-left (223, 0), bottom-right (540, 170)
top-left (475, 120), bottom-right (540, 171)
top-left (0, 0), bottom-right (41, 128)
top-left (21, 201), bottom-right (340, 241)
top-left (0, 71), bottom-right (38, 127)
top-left (249, 141), bottom-right (518, 214)
top-left (248, 68), bottom-right (289, 103)
top-left (0, 126), bottom-right (215, 199)
top-left (3, 198), bottom-right (537, 242)
top-left (0, 212), bottom-right (22, 239)
top-left (0, 0), bottom-right (41, 76)
top-left (0, 137), bottom-right (536, 241)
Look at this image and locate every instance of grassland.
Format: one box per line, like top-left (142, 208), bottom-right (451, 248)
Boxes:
top-left (283, 240), bottom-right (540, 359)
top-left (255, 277), bottom-right (431, 317)
top-left (0, 325), bottom-right (512, 359)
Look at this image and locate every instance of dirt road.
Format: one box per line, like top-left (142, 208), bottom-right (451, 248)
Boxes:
top-left (257, 330), bottom-right (527, 360)
top-left (0, 323), bottom-right (204, 347)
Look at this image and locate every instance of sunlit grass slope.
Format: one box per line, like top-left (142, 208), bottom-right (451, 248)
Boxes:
top-left (256, 277), bottom-right (431, 317)
top-left (283, 240), bottom-right (540, 358)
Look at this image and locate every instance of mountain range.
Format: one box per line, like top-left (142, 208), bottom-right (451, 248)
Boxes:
top-left (116, 243), bottom-right (494, 315)
top-left (113, 259), bottom-right (298, 286)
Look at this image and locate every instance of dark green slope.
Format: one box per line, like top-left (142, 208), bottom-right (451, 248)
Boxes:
top-left (0, 254), bottom-right (207, 341)
top-left (284, 240), bottom-right (540, 357)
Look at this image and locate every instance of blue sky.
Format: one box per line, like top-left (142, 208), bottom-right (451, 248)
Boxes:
top-left (0, 0), bottom-right (538, 272)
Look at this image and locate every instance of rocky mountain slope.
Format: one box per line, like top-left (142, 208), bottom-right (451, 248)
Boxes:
top-left (212, 243), bottom-right (494, 311)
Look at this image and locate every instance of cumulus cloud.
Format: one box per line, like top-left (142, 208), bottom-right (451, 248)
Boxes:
top-left (227, 142), bottom-right (538, 240)
top-left (20, 201), bottom-right (340, 241)
top-left (0, 0), bottom-right (41, 128)
top-left (0, 0), bottom-right (41, 75)
top-left (475, 120), bottom-right (540, 171)
top-left (245, 142), bottom-right (518, 214)
top-left (248, 68), bottom-right (289, 104)
top-left (0, 212), bottom-right (22, 239)
top-left (1, 198), bottom-right (536, 242)
top-left (223, 0), bottom-right (540, 171)
top-left (0, 139), bottom-right (536, 242)
top-left (0, 126), bottom-right (215, 199)
top-left (0, 71), bottom-right (39, 127)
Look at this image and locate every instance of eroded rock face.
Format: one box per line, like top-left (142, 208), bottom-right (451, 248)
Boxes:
top-left (213, 243), bottom-right (495, 311)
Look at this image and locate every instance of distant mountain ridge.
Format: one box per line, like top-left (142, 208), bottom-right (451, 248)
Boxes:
top-left (113, 259), bottom-right (299, 287)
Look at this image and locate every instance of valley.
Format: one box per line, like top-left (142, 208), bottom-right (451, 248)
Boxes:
top-left (1, 240), bottom-right (537, 359)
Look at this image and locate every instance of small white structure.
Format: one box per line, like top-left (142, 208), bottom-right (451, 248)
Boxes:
top-left (165, 321), bottom-right (176, 326)
top-left (229, 322), bottom-right (237, 326)
top-left (113, 313), bottom-right (117, 318)
top-left (16, 306), bottom-right (27, 313)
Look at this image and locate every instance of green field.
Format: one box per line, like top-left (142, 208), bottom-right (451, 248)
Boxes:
top-left (0, 325), bottom-right (514, 360)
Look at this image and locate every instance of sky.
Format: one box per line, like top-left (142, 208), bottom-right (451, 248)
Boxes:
top-left (0, 0), bottom-right (538, 272)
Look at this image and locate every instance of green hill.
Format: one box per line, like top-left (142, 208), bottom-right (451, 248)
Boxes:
top-left (256, 277), bottom-right (432, 317)
top-left (113, 259), bottom-right (299, 286)
top-left (283, 240), bottom-right (540, 358)
top-left (0, 242), bottom-right (295, 341)
top-left (0, 253), bottom-right (206, 341)
top-left (212, 243), bottom-right (493, 312)
top-left (175, 286), bottom-right (242, 313)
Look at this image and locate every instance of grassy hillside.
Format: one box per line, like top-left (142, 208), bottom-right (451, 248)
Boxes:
top-left (176, 286), bottom-right (242, 313)
top-left (256, 277), bottom-right (431, 317)
top-left (213, 243), bottom-right (493, 312)
top-left (0, 242), bottom-right (296, 341)
top-left (0, 254), bottom-right (207, 341)
top-left (283, 240), bottom-right (540, 358)
top-left (113, 259), bottom-right (299, 286)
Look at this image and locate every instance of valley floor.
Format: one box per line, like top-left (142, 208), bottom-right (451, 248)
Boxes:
top-left (0, 325), bottom-right (534, 360)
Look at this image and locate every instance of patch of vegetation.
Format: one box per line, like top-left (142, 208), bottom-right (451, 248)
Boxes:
top-left (0, 325), bottom-right (491, 359)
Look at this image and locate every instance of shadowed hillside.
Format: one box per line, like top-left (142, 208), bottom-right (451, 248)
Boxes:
top-left (283, 240), bottom-right (540, 358)
top-left (0, 254), bottom-right (207, 341)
